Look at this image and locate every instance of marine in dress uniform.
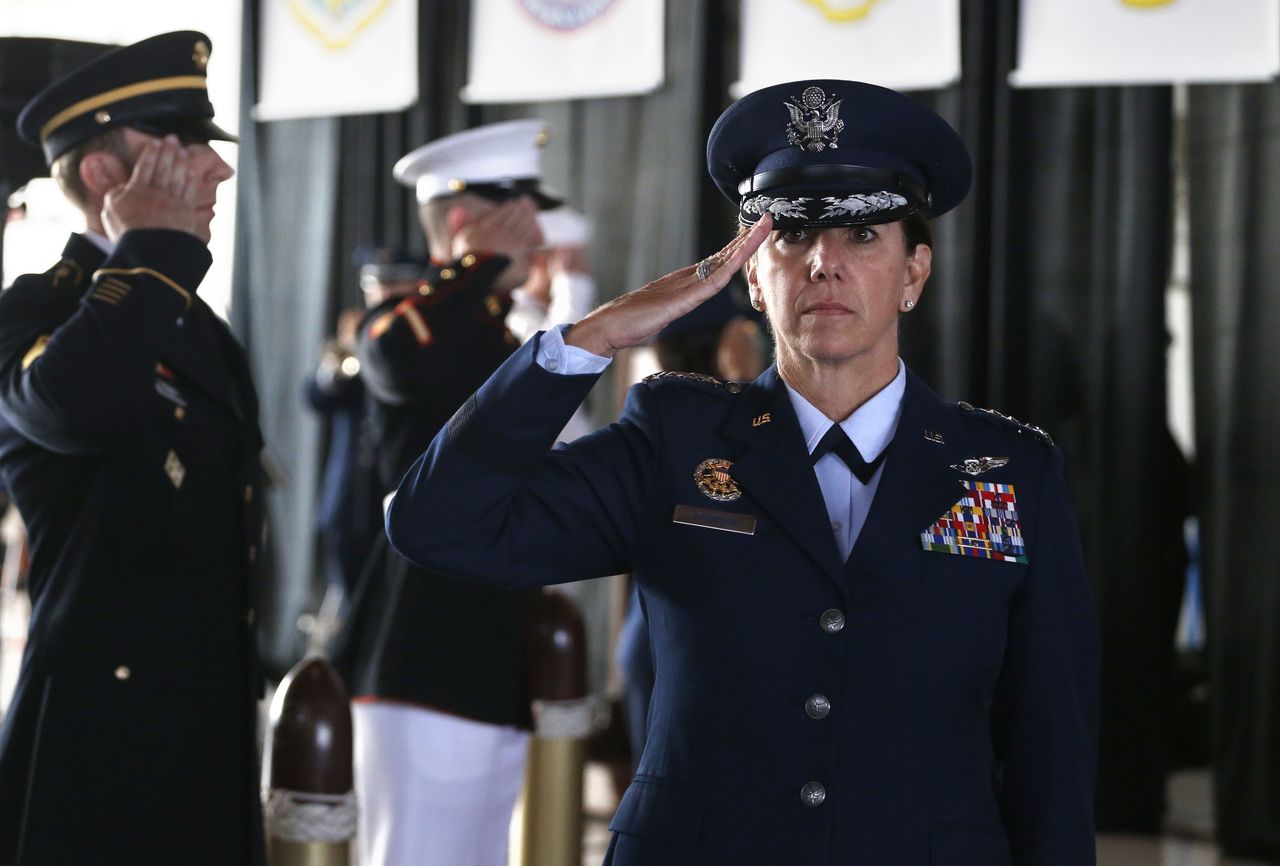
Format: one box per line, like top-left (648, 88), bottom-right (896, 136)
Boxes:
top-left (385, 80), bottom-right (1100, 866)
top-left (0, 32), bottom-right (265, 866)
top-left (330, 121), bottom-right (556, 866)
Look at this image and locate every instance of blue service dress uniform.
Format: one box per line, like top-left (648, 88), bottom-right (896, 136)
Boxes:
top-left (386, 333), bottom-right (1100, 866)
top-left (0, 231), bottom-right (266, 866)
top-left (333, 252), bottom-right (534, 728)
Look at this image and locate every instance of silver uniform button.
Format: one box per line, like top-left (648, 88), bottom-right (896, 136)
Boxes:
top-left (805, 694), bottom-right (831, 720)
top-left (801, 781), bottom-right (826, 807)
top-left (819, 609), bottom-right (845, 633)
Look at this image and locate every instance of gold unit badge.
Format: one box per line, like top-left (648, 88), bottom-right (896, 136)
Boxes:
top-left (693, 458), bottom-right (741, 503)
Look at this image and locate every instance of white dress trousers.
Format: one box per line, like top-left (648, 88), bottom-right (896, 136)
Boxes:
top-left (352, 700), bottom-right (530, 866)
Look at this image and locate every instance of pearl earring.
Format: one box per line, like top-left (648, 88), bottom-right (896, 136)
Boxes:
top-left (903, 299), bottom-right (915, 310)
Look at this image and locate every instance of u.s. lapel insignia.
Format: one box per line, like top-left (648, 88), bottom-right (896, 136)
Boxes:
top-left (923, 430), bottom-right (945, 444)
top-left (950, 456), bottom-right (1010, 476)
top-left (164, 450), bottom-right (186, 489)
top-left (752, 412), bottom-right (772, 428)
top-left (694, 458), bottom-right (741, 503)
top-left (785, 86), bottom-right (844, 152)
top-left (921, 481), bottom-right (1027, 564)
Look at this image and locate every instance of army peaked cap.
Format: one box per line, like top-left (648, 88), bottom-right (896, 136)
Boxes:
top-left (707, 79), bottom-right (971, 230)
top-left (17, 30), bottom-right (236, 165)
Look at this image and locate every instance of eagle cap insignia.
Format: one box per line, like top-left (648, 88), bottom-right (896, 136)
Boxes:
top-left (694, 458), bottom-right (742, 503)
top-left (785, 86), bottom-right (844, 152)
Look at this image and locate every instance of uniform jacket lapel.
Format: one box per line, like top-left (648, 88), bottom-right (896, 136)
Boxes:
top-left (721, 366), bottom-right (848, 593)
top-left (846, 370), bottom-right (972, 578)
top-left (161, 302), bottom-right (243, 423)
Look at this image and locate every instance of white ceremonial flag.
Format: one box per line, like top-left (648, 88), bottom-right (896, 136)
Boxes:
top-left (255, 0), bottom-right (417, 120)
top-left (1013, 0), bottom-right (1280, 87)
top-left (463, 0), bottom-right (664, 103)
top-left (735, 0), bottom-right (960, 96)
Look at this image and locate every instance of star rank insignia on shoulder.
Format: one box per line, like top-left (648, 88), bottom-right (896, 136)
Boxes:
top-left (957, 402), bottom-right (1053, 446)
top-left (642, 370), bottom-right (743, 395)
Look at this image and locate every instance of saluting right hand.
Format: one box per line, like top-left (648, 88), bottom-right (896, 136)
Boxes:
top-left (101, 135), bottom-right (202, 243)
top-left (451, 196), bottom-right (544, 292)
top-left (565, 215), bottom-right (772, 358)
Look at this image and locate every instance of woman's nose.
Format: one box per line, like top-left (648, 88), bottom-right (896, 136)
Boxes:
top-left (808, 232), bottom-right (845, 282)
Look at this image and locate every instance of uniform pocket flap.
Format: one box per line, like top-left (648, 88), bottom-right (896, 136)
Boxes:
top-left (609, 775), bottom-right (706, 849)
top-left (930, 823), bottom-right (1013, 866)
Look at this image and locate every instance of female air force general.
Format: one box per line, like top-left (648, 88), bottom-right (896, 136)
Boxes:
top-left (386, 80), bottom-right (1099, 866)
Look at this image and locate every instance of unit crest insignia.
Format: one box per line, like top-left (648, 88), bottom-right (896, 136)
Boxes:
top-left (694, 458), bottom-right (741, 503)
top-left (785, 86), bottom-right (844, 152)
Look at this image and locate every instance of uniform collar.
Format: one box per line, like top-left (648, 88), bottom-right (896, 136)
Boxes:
top-left (784, 358), bottom-right (906, 463)
top-left (81, 229), bottom-right (115, 256)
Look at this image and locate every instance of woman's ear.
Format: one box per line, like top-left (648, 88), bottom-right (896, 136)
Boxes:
top-left (903, 242), bottom-right (932, 302)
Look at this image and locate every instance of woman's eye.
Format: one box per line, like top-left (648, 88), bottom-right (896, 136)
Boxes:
top-left (779, 230), bottom-right (808, 244)
top-left (852, 226), bottom-right (876, 243)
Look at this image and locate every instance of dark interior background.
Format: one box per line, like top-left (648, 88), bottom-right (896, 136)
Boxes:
top-left (217, 0), bottom-right (1279, 857)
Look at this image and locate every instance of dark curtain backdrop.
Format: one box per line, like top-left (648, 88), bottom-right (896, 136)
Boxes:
top-left (228, 0), bottom-right (1276, 850)
top-left (906, 1), bottom-right (1187, 833)
top-left (1187, 84), bottom-right (1280, 861)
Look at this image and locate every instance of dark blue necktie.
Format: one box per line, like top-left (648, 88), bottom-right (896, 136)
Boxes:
top-left (811, 424), bottom-right (886, 484)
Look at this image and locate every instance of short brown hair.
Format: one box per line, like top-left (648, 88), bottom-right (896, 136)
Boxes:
top-left (50, 128), bottom-right (129, 208)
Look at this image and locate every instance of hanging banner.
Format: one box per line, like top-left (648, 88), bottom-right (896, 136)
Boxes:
top-left (463, 0), bottom-right (664, 103)
top-left (735, 0), bottom-right (961, 96)
top-left (255, 0), bottom-right (417, 120)
top-left (1013, 0), bottom-right (1280, 86)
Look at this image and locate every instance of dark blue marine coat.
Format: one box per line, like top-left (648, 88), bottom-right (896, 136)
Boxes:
top-left (0, 231), bottom-right (265, 866)
top-left (388, 334), bottom-right (1099, 866)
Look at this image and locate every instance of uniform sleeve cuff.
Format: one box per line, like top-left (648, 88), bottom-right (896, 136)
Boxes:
top-left (536, 323), bottom-right (610, 375)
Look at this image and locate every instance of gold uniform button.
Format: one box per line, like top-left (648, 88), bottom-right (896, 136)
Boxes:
top-left (448, 178), bottom-right (467, 192)
top-left (485, 295), bottom-right (503, 317)
top-left (460, 254), bottom-right (477, 268)
top-left (439, 268), bottom-right (457, 280)
top-left (244, 485), bottom-right (254, 503)
top-left (419, 283), bottom-right (434, 296)
top-left (94, 110), bottom-right (112, 125)
top-left (173, 406), bottom-right (186, 421)
top-left (114, 665), bottom-right (131, 681)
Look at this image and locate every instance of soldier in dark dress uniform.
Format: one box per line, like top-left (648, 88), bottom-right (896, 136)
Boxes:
top-left (385, 81), bottom-right (1100, 866)
top-left (0, 31), bottom-right (265, 866)
top-left (332, 120), bottom-right (553, 866)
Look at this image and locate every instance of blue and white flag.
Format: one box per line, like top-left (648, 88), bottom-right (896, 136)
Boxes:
top-left (464, 0), bottom-right (664, 103)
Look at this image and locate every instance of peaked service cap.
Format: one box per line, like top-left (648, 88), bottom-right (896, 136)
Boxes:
top-left (706, 79), bottom-right (971, 230)
top-left (393, 119), bottom-right (561, 210)
top-left (17, 30), bottom-right (235, 165)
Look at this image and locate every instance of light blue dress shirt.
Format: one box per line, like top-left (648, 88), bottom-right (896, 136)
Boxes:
top-left (537, 324), bottom-right (906, 559)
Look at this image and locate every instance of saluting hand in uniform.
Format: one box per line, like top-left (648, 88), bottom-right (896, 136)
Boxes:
top-left (566, 214), bottom-right (772, 358)
top-left (101, 134), bottom-right (218, 243)
top-left (450, 196), bottom-right (544, 292)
